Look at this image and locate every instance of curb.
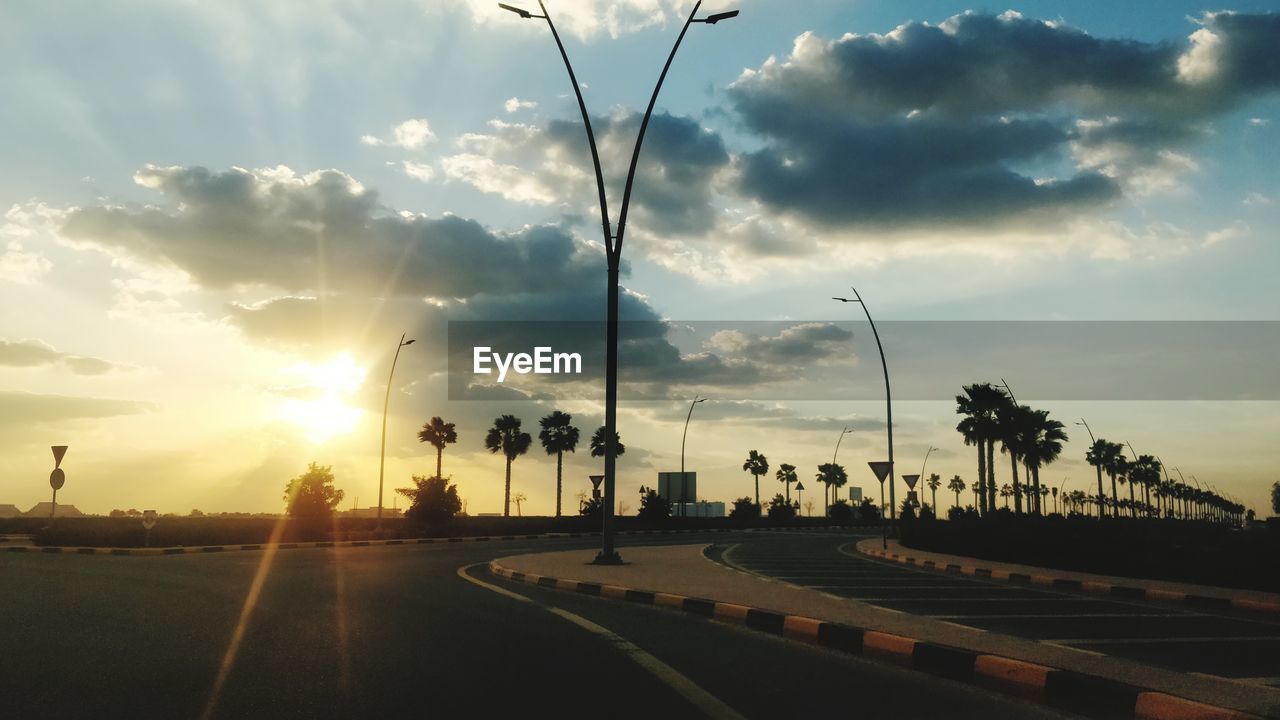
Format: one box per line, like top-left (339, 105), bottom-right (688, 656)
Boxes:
top-left (487, 560), bottom-right (1269, 720)
top-left (858, 545), bottom-right (1280, 616)
top-left (3, 527), bottom-right (738, 557)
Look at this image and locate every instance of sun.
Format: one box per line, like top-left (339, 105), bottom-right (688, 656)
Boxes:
top-left (274, 353), bottom-right (368, 443)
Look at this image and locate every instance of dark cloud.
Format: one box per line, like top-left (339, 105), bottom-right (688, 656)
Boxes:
top-left (727, 11), bottom-right (1280, 228)
top-left (62, 165), bottom-right (607, 298)
top-left (0, 339), bottom-right (127, 376)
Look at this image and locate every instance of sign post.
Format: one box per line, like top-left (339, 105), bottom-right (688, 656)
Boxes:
top-left (868, 461), bottom-right (893, 549)
top-left (902, 474), bottom-right (921, 510)
top-left (589, 475), bottom-right (604, 501)
top-left (49, 445), bottom-right (68, 521)
top-left (142, 510), bottom-right (158, 547)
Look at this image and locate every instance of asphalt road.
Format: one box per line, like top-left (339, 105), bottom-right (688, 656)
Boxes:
top-left (720, 533), bottom-right (1280, 689)
top-left (0, 531), bottom-right (1072, 720)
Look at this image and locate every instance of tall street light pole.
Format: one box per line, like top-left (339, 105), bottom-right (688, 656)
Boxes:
top-left (378, 333), bottom-right (415, 529)
top-left (833, 289), bottom-right (896, 527)
top-left (680, 395), bottom-right (707, 517)
top-left (501, 1), bottom-right (738, 564)
top-left (832, 426), bottom-right (854, 508)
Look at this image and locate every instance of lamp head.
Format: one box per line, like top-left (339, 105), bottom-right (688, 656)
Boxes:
top-left (697, 9), bottom-right (740, 24)
top-left (402, 339), bottom-right (416, 346)
top-left (498, 3), bottom-right (533, 19)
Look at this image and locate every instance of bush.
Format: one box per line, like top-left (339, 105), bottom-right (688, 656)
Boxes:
top-left (856, 499), bottom-right (880, 524)
top-left (284, 463), bottom-right (345, 540)
top-left (580, 496), bottom-right (603, 518)
top-left (828, 499), bottom-right (853, 524)
top-left (637, 486), bottom-right (671, 522)
top-left (397, 475), bottom-right (462, 524)
top-left (766, 494), bottom-right (796, 521)
top-left (729, 497), bottom-right (761, 521)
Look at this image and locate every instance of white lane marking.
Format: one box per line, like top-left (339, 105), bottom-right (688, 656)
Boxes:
top-left (457, 564), bottom-right (746, 720)
top-left (1043, 636), bottom-right (1280, 646)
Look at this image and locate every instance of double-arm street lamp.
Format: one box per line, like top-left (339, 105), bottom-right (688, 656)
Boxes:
top-left (378, 333), bottom-right (415, 528)
top-left (501, 1), bottom-right (738, 563)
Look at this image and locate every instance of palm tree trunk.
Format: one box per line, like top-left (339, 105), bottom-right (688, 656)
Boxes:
top-left (555, 451), bottom-right (563, 518)
top-left (1095, 465), bottom-right (1105, 520)
top-left (976, 439), bottom-right (987, 515)
top-left (504, 458), bottom-right (512, 517)
top-left (1032, 465), bottom-right (1042, 515)
top-left (1010, 454), bottom-right (1021, 514)
top-left (1128, 478), bottom-right (1136, 518)
top-left (954, 490), bottom-right (961, 509)
top-left (436, 447), bottom-right (443, 479)
top-left (986, 439), bottom-right (997, 515)
top-left (785, 479), bottom-right (791, 504)
top-left (1143, 481), bottom-right (1151, 517)
top-left (1110, 472), bottom-right (1119, 518)
top-left (755, 474), bottom-right (760, 506)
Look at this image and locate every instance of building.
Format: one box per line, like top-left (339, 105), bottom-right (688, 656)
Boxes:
top-left (673, 501), bottom-right (725, 518)
top-left (0, 504), bottom-right (21, 519)
top-left (24, 502), bottom-right (84, 518)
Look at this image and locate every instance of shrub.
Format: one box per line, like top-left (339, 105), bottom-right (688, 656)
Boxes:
top-left (284, 463), bottom-right (344, 539)
top-left (856, 499), bottom-right (880, 524)
top-left (397, 475), bottom-right (463, 524)
top-left (637, 486), bottom-right (671, 522)
top-left (828, 499), bottom-right (853, 524)
top-left (766, 494), bottom-right (796, 521)
top-left (729, 497), bottom-right (761, 520)
top-left (580, 496), bottom-right (603, 518)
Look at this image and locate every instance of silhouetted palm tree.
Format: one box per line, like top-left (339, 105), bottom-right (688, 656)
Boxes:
top-left (1020, 409), bottom-right (1067, 516)
top-left (1085, 438), bottom-right (1112, 519)
top-left (1000, 483), bottom-right (1012, 508)
top-left (485, 415), bottom-right (532, 517)
top-left (1105, 446), bottom-right (1128, 517)
top-left (816, 463), bottom-right (848, 511)
top-left (418, 416), bottom-right (458, 478)
top-left (947, 474), bottom-right (965, 510)
top-left (538, 411), bottom-right (580, 517)
top-left (743, 450), bottom-right (769, 505)
top-left (589, 426), bottom-right (624, 460)
top-left (925, 473), bottom-right (941, 511)
top-left (511, 491), bottom-right (526, 517)
top-left (997, 403), bottom-right (1035, 514)
top-left (955, 383), bottom-right (1008, 515)
top-left (776, 463), bottom-right (798, 503)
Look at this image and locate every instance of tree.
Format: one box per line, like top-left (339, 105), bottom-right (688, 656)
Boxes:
top-left (580, 496), bottom-right (603, 518)
top-left (743, 450), bottom-right (770, 505)
top-left (396, 475), bottom-right (462, 524)
top-left (1085, 439), bottom-right (1115, 519)
top-left (1019, 409), bottom-right (1067, 515)
top-left (729, 496), bottom-right (760, 520)
top-left (1272, 481), bottom-right (1280, 515)
top-left (766, 493), bottom-right (796, 520)
top-left (815, 463), bottom-right (848, 513)
top-left (947, 475), bottom-right (965, 510)
top-left (828, 499), bottom-right (853, 524)
top-left (955, 383), bottom-right (1009, 515)
top-left (418, 417), bottom-right (458, 479)
top-left (511, 491), bottom-right (527, 517)
top-left (590, 426), bottom-right (624, 459)
top-left (538, 411), bottom-right (580, 518)
top-left (1000, 483), bottom-right (1012, 508)
top-left (284, 463), bottom-right (344, 536)
top-left (775, 463), bottom-right (798, 504)
top-left (997, 403), bottom-right (1037, 514)
top-left (925, 473), bottom-right (941, 511)
top-left (637, 486), bottom-right (671, 521)
top-left (485, 415), bottom-right (532, 517)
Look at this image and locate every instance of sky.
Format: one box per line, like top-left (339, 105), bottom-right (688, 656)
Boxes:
top-left (1, 1), bottom-right (1278, 518)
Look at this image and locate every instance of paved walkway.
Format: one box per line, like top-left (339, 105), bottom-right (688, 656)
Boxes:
top-left (494, 540), bottom-right (1280, 718)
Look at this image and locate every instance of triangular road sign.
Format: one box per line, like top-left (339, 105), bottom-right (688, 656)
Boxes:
top-left (52, 445), bottom-right (68, 467)
top-left (589, 475), bottom-right (604, 490)
top-left (902, 474), bottom-right (920, 490)
top-left (867, 461), bottom-right (892, 483)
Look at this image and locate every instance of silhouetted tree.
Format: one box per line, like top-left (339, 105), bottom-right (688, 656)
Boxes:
top-left (589, 426), bottom-right (624, 460)
top-left (766, 493), bottom-right (795, 520)
top-left (396, 474), bottom-right (462, 524)
top-left (729, 497), bottom-right (760, 520)
top-left (284, 463), bottom-right (344, 536)
top-left (947, 474), bottom-right (965, 510)
top-left (828, 499), bottom-right (853, 524)
top-left (775, 463), bottom-right (798, 503)
top-left (485, 415), bottom-right (532, 517)
top-left (511, 491), bottom-right (526, 517)
top-left (743, 450), bottom-right (769, 505)
top-left (538, 411), bottom-right (580, 517)
top-left (418, 416), bottom-right (458, 479)
top-left (1272, 481), bottom-right (1280, 515)
top-left (815, 463), bottom-right (848, 512)
top-left (956, 383), bottom-right (1008, 515)
top-left (925, 473), bottom-right (941, 511)
top-left (637, 486), bottom-right (671, 521)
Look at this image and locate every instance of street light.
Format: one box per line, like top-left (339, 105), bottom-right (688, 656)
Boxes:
top-left (679, 395), bottom-right (707, 517)
top-left (378, 334), bottom-right (415, 528)
top-left (833, 288), bottom-right (896, 527)
top-left (502, 1), bottom-right (737, 564)
top-left (1075, 418), bottom-right (1096, 444)
top-left (920, 445), bottom-right (938, 481)
top-left (831, 426), bottom-right (854, 511)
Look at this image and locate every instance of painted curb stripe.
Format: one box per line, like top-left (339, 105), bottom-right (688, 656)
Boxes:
top-left (486, 561), bottom-right (1266, 720)
top-left (857, 544), bottom-right (1279, 617)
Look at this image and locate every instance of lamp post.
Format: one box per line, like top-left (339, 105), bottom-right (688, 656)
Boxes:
top-left (501, 1), bottom-right (738, 564)
top-left (830, 426), bottom-right (854, 509)
top-left (377, 334), bottom-right (414, 528)
top-left (920, 445), bottom-right (937, 482)
top-left (679, 395), bottom-right (707, 517)
top-left (1058, 477), bottom-right (1069, 514)
top-left (833, 289), bottom-right (896, 528)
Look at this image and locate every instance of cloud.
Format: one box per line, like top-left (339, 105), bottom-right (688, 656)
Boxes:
top-left (0, 339), bottom-right (130, 376)
top-left (61, 164), bottom-right (608, 298)
top-left (401, 160), bottom-right (435, 183)
top-left (443, 112), bottom-right (730, 235)
top-left (361, 118), bottom-right (436, 149)
top-left (461, 0), bottom-right (687, 41)
top-left (725, 11), bottom-right (1280, 229)
top-left (504, 97), bottom-right (537, 113)
top-left (0, 241), bottom-right (51, 284)
top-left (0, 391), bottom-right (153, 426)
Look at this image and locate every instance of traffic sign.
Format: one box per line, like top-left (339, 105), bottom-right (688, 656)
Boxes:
top-left (52, 445), bottom-right (68, 468)
top-left (142, 510), bottom-right (158, 530)
top-left (907, 490), bottom-right (918, 504)
top-left (49, 468), bottom-right (65, 491)
top-left (902, 474), bottom-right (920, 490)
top-left (867, 461), bottom-right (893, 483)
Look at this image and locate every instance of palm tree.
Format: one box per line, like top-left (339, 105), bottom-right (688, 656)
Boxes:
top-left (589, 426), bottom-right (624, 460)
top-left (947, 475), bottom-right (965, 510)
top-left (418, 416), bottom-right (458, 478)
top-left (997, 403), bottom-right (1035, 514)
top-left (1000, 483), bottom-right (1012, 509)
top-left (511, 491), bottom-right (527, 517)
top-left (1020, 409), bottom-right (1067, 516)
top-left (1105, 445), bottom-right (1128, 517)
top-left (743, 450), bottom-right (769, 506)
top-left (1085, 439), bottom-right (1112, 519)
top-left (538, 411), bottom-right (580, 518)
top-left (925, 473), bottom-right (941, 512)
top-left (776, 463), bottom-right (798, 504)
top-left (485, 415), bottom-right (532, 517)
top-left (955, 383), bottom-right (1008, 515)
top-left (815, 463), bottom-right (848, 512)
